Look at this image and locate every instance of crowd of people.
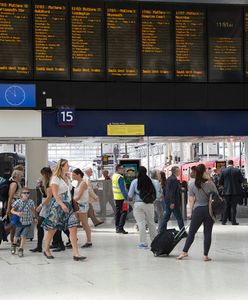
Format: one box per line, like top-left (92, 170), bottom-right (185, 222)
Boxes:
top-left (0, 158), bottom-right (245, 262)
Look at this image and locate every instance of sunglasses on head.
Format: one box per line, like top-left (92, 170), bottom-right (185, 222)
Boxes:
top-left (22, 192), bottom-right (30, 195)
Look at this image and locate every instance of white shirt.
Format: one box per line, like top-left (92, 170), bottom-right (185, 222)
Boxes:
top-left (74, 181), bottom-right (89, 204)
top-left (50, 176), bottom-right (71, 199)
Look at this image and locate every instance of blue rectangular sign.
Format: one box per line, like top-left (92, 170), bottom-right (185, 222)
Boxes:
top-left (0, 84), bottom-right (36, 108)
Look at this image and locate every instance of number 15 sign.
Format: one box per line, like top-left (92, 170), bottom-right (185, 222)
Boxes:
top-left (57, 108), bottom-right (76, 127)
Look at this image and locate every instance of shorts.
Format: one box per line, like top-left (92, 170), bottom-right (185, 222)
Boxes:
top-left (15, 223), bottom-right (31, 238)
top-left (78, 202), bottom-right (89, 213)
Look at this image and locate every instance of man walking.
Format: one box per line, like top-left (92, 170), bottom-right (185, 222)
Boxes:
top-left (112, 164), bottom-right (128, 234)
top-left (160, 166), bottom-right (185, 233)
top-left (219, 160), bottom-right (243, 225)
top-left (84, 167), bottom-right (104, 227)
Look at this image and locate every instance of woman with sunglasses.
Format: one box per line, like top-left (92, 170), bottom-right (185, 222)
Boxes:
top-left (42, 159), bottom-right (86, 261)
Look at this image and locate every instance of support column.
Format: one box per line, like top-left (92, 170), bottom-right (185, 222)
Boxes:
top-left (25, 140), bottom-right (48, 189)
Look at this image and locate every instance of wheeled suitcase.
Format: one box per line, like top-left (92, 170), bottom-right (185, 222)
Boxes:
top-left (151, 225), bottom-right (188, 257)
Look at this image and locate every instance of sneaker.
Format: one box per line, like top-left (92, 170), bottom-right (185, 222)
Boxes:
top-left (18, 248), bottom-right (24, 257)
top-left (11, 244), bottom-right (17, 255)
top-left (137, 243), bottom-right (149, 249)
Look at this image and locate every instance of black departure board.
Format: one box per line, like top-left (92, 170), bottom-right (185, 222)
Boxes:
top-left (0, 0), bottom-right (32, 79)
top-left (208, 8), bottom-right (243, 82)
top-left (34, 0), bottom-right (69, 80)
top-left (175, 9), bottom-right (206, 81)
top-left (245, 10), bottom-right (248, 80)
top-left (141, 5), bottom-right (173, 81)
top-left (71, 1), bottom-right (104, 81)
top-left (106, 3), bottom-right (139, 80)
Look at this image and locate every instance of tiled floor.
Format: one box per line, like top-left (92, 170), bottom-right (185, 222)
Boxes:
top-left (0, 219), bottom-right (248, 300)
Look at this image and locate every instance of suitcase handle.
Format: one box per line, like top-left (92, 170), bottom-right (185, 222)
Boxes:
top-left (174, 222), bottom-right (191, 240)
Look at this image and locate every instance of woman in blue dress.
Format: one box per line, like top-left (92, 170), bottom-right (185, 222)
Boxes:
top-left (42, 159), bottom-right (86, 261)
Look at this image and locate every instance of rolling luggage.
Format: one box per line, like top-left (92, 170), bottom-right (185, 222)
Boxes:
top-left (151, 225), bottom-right (189, 257)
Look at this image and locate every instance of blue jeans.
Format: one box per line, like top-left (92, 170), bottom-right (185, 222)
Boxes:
top-left (160, 201), bottom-right (184, 233)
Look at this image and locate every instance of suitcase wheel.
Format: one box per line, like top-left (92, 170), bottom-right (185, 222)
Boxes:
top-left (154, 252), bottom-right (159, 257)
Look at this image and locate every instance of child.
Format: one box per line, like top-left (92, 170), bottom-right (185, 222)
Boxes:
top-left (11, 187), bottom-right (36, 257)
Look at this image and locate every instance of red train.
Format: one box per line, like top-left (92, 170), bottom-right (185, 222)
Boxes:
top-left (163, 158), bottom-right (244, 183)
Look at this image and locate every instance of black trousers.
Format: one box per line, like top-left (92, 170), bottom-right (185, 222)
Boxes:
top-left (115, 200), bottom-right (127, 230)
top-left (36, 216), bottom-right (45, 249)
top-left (183, 206), bottom-right (214, 256)
top-left (223, 195), bottom-right (239, 224)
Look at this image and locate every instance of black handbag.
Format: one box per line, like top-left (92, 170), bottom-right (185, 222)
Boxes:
top-left (202, 186), bottom-right (226, 221)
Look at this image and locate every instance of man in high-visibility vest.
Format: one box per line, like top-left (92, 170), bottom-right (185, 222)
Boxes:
top-left (112, 164), bottom-right (128, 234)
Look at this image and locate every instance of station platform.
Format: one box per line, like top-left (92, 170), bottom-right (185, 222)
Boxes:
top-left (0, 219), bottom-right (248, 300)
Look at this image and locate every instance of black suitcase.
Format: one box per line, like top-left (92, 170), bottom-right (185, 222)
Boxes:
top-left (151, 226), bottom-right (188, 257)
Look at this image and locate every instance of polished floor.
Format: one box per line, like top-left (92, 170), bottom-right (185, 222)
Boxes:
top-left (0, 218), bottom-right (248, 300)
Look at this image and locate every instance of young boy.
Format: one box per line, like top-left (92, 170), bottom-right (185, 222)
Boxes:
top-left (11, 187), bottom-right (36, 257)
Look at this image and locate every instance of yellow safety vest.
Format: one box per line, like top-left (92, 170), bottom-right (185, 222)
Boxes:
top-left (112, 173), bottom-right (125, 200)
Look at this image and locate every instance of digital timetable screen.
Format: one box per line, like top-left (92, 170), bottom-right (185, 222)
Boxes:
top-left (0, 0), bottom-right (32, 79)
top-left (71, 0), bottom-right (105, 80)
top-left (106, 3), bottom-right (139, 80)
top-left (0, 1), bottom-right (248, 83)
top-left (175, 8), bottom-right (207, 81)
top-left (141, 4), bottom-right (174, 81)
top-left (34, 0), bottom-right (69, 80)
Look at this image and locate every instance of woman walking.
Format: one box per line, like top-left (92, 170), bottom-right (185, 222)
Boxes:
top-left (30, 167), bottom-right (53, 253)
top-left (72, 169), bottom-right (92, 248)
top-left (177, 164), bottom-right (218, 261)
top-left (42, 159), bottom-right (86, 261)
top-left (128, 166), bottom-right (157, 249)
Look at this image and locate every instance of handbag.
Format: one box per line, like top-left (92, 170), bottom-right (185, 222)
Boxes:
top-left (71, 187), bottom-right (79, 212)
top-left (202, 186), bottom-right (226, 221)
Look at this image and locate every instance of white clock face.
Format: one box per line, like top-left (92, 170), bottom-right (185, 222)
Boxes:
top-left (5, 85), bottom-right (26, 106)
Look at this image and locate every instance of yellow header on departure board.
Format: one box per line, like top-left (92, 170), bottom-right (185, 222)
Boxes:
top-left (107, 124), bottom-right (145, 136)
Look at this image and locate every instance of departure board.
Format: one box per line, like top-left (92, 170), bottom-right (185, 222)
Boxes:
top-left (245, 10), bottom-right (248, 80)
top-left (0, 0), bottom-right (32, 79)
top-left (175, 9), bottom-right (206, 81)
top-left (34, 0), bottom-right (69, 80)
top-left (141, 5), bottom-right (173, 81)
top-left (106, 4), bottom-right (139, 80)
top-left (208, 9), bottom-right (243, 82)
top-left (71, 1), bottom-right (104, 81)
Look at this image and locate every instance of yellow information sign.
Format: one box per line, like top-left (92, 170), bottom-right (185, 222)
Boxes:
top-left (107, 124), bottom-right (145, 136)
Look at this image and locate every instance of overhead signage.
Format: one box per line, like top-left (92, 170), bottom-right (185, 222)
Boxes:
top-left (107, 124), bottom-right (145, 136)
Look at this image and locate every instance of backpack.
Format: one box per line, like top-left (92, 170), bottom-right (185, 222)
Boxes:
top-left (0, 179), bottom-right (18, 203)
top-left (140, 186), bottom-right (156, 204)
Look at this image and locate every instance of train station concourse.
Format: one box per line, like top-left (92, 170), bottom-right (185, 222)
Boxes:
top-left (1, 0), bottom-right (248, 299)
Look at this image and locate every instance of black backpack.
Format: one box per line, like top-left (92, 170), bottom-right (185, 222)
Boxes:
top-left (0, 179), bottom-right (18, 203)
top-left (140, 186), bottom-right (156, 204)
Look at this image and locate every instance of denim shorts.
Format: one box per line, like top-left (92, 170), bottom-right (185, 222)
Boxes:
top-left (78, 202), bottom-right (89, 213)
top-left (15, 223), bottom-right (31, 238)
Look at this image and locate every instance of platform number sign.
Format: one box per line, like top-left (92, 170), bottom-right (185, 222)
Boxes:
top-left (57, 108), bottom-right (76, 127)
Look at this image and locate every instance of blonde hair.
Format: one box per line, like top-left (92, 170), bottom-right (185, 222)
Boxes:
top-left (53, 159), bottom-right (68, 178)
top-left (11, 170), bottom-right (23, 179)
top-left (13, 164), bottom-right (24, 172)
top-left (22, 186), bottom-right (30, 192)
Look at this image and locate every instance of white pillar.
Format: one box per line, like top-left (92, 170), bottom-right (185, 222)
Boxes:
top-left (25, 140), bottom-right (48, 188)
top-left (227, 142), bottom-right (234, 158)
